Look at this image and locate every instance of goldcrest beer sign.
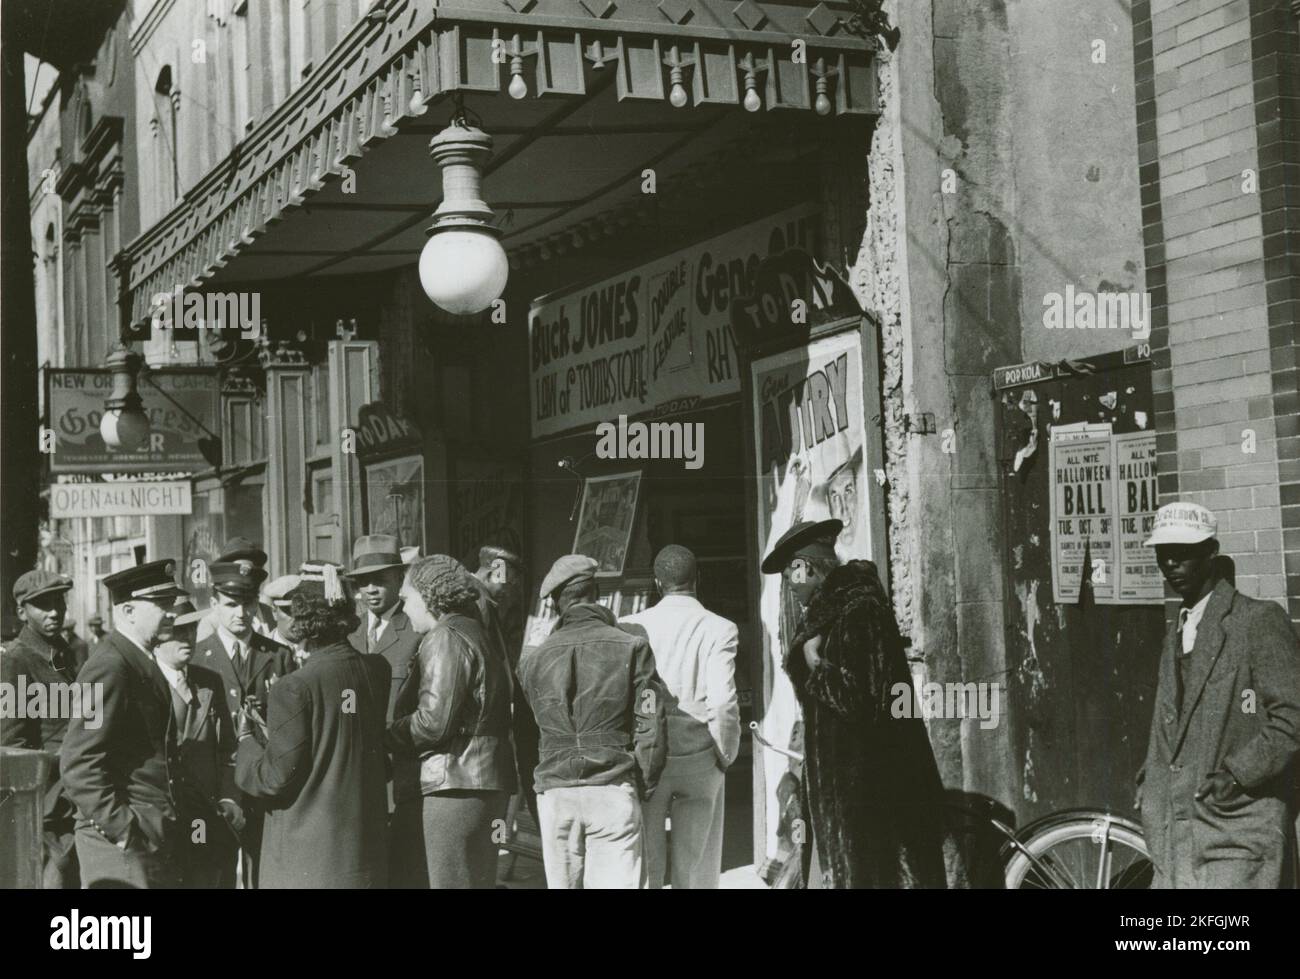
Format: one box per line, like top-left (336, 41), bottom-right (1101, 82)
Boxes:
top-left (528, 203), bottom-right (820, 438)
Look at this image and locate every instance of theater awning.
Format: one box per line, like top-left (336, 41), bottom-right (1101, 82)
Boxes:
top-left (120, 0), bottom-right (878, 327)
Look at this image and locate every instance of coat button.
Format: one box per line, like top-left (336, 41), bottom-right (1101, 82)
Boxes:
top-left (1169, 763), bottom-right (1181, 772)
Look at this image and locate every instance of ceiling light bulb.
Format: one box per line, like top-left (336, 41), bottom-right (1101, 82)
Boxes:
top-left (744, 87), bottom-right (761, 113)
top-left (669, 83), bottom-right (688, 108)
top-left (508, 73), bottom-right (527, 100)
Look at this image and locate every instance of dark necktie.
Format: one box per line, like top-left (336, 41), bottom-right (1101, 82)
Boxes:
top-left (1174, 609), bottom-right (1190, 716)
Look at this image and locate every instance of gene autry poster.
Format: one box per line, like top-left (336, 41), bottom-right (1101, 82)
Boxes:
top-left (750, 329), bottom-right (872, 877)
top-left (528, 203), bottom-right (819, 439)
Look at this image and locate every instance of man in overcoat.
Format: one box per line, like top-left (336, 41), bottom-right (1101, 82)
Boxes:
top-left (60, 560), bottom-right (188, 888)
top-left (1138, 502), bottom-right (1300, 888)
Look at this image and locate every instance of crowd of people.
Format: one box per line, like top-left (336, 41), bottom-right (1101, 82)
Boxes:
top-left (1, 533), bottom-right (747, 889)
top-left (3, 498), bottom-right (1296, 889)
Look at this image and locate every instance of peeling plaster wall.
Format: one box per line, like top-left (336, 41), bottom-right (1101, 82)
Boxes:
top-left (1008, 2), bottom-right (1148, 363)
top-left (857, 1), bottom-right (1157, 818)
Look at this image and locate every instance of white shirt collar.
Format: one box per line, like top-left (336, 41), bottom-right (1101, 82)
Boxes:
top-left (154, 658), bottom-right (188, 689)
top-left (217, 625), bottom-right (251, 659)
top-left (1180, 591), bottom-right (1213, 628)
top-left (369, 604), bottom-right (398, 628)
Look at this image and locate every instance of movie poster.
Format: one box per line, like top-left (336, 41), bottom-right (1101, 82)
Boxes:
top-left (528, 203), bottom-right (820, 438)
top-left (750, 330), bottom-right (872, 871)
top-left (572, 471), bottom-right (642, 577)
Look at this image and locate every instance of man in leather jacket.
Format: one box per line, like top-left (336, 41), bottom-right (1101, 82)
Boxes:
top-left (518, 554), bottom-right (667, 889)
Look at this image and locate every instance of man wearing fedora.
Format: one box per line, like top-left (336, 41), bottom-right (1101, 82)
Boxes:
top-left (2, 569), bottom-right (86, 887)
top-left (60, 559), bottom-right (189, 888)
top-left (760, 519), bottom-right (948, 889)
top-left (196, 538), bottom-right (277, 642)
top-left (1138, 502), bottom-right (1300, 888)
top-left (152, 598), bottom-right (243, 887)
top-left (345, 535), bottom-right (421, 724)
top-left (193, 559), bottom-right (294, 888)
top-left (343, 534), bottom-right (422, 884)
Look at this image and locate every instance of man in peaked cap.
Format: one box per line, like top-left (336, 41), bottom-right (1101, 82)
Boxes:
top-left (761, 519), bottom-right (949, 890)
top-left (196, 538), bottom-right (277, 641)
top-left (2, 569), bottom-right (84, 887)
top-left (1137, 502), bottom-right (1300, 889)
top-left (517, 555), bottom-right (667, 888)
top-left (192, 559), bottom-right (295, 888)
top-left (60, 559), bottom-right (189, 888)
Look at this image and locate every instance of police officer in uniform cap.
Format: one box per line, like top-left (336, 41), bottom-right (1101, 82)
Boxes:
top-left (60, 559), bottom-right (188, 888)
top-left (193, 559), bottom-right (294, 887)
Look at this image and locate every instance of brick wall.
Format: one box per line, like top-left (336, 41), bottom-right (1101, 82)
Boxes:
top-left (1141, 0), bottom-right (1298, 623)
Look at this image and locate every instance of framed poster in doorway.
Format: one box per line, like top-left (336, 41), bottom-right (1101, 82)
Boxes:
top-left (572, 471), bottom-right (642, 577)
top-left (364, 454), bottom-right (425, 552)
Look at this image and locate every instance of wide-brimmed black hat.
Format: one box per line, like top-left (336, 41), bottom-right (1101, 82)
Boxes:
top-left (760, 518), bottom-right (844, 574)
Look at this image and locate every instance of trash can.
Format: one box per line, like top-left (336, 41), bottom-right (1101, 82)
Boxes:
top-left (0, 747), bottom-right (52, 888)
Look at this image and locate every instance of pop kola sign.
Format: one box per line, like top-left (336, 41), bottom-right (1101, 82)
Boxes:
top-left (47, 370), bottom-right (219, 474)
top-left (528, 203), bottom-right (820, 438)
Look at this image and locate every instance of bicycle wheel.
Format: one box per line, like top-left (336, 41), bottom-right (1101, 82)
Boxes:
top-left (1004, 815), bottom-right (1152, 889)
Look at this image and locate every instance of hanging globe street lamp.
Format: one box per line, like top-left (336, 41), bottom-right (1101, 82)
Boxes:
top-left (418, 117), bottom-right (509, 316)
top-left (100, 346), bottom-right (151, 451)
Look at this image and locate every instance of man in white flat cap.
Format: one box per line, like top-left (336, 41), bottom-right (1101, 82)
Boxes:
top-left (1137, 501), bottom-right (1300, 888)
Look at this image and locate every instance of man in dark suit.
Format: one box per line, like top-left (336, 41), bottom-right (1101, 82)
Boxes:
top-left (236, 560), bottom-right (390, 887)
top-left (1139, 502), bottom-right (1300, 888)
top-left (1, 570), bottom-right (87, 887)
top-left (152, 598), bottom-right (242, 888)
top-left (60, 560), bottom-right (188, 888)
top-left (192, 560), bottom-right (294, 888)
top-left (61, 622), bottom-right (90, 666)
top-left (344, 535), bottom-right (422, 886)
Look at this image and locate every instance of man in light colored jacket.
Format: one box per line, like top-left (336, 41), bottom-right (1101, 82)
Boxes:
top-left (621, 544), bottom-right (740, 888)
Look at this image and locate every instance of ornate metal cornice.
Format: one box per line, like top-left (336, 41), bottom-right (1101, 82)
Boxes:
top-left (120, 0), bottom-right (875, 326)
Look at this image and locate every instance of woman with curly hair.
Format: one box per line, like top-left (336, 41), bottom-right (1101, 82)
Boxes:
top-left (235, 561), bottom-right (391, 888)
top-left (387, 555), bottom-right (517, 888)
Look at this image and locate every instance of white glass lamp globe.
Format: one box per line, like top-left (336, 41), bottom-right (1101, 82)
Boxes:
top-left (419, 227), bottom-right (510, 315)
top-left (100, 406), bottom-right (151, 451)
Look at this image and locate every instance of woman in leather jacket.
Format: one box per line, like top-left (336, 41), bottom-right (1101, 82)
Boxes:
top-left (387, 555), bottom-right (517, 888)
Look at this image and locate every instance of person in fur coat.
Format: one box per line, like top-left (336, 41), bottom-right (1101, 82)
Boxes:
top-left (763, 519), bottom-right (948, 889)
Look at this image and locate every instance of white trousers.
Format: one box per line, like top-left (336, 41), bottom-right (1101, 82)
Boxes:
top-left (537, 782), bottom-right (645, 889)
